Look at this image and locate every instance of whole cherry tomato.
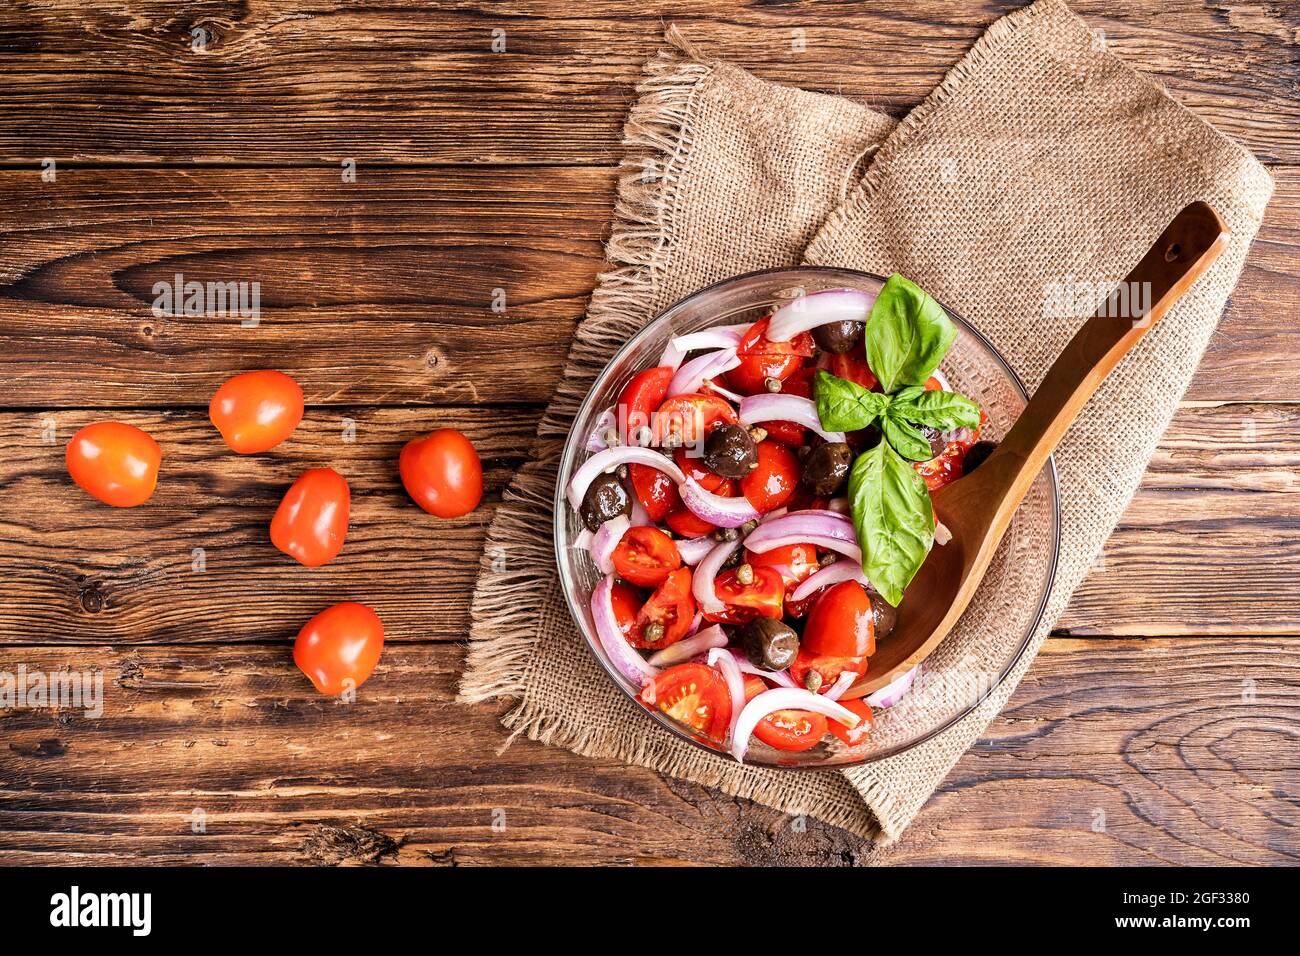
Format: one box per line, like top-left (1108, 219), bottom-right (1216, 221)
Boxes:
top-left (208, 370), bottom-right (304, 454)
top-left (611, 525), bottom-right (682, 588)
top-left (803, 580), bottom-right (876, 657)
top-left (740, 440), bottom-right (800, 513)
top-left (271, 467), bottom-right (350, 567)
top-left (294, 601), bottom-right (384, 696)
top-left (66, 421), bottom-right (162, 507)
top-left (399, 428), bottom-right (483, 518)
top-left (727, 317), bottom-right (815, 395)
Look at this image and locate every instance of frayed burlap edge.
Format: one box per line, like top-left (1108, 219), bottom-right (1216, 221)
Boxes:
top-left (459, 30), bottom-right (711, 706)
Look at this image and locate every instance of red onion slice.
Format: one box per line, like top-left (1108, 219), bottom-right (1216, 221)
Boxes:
top-left (680, 477), bottom-right (760, 529)
top-left (739, 393), bottom-right (845, 443)
top-left (659, 323), bottom-right (751, 370)
top-left (823, 670), bottom-right (858, 701)
top-left (766, 289), bottom-right (875, 343)
top-left (574, 528), bottom-right (593, 551)
top-left (692, 537), bottom-right (740, 614)
top-left (743, 511), bottom-right (861, 562)
top-left (675, 534), bottom-right (717, 566)
top-left (585, 406), bottom-right (618, 452)
top-left (934, 520), bottom-right (952, 546)
top-left (667, 348), bottom-right (740, 398)
top-left (591, 574), bottom-right (658, 687)
top-left (627, 492), bottom-right (654, 528)
top-left (865, 665), bottom-right (918, 708)
top-left (728, 649), bottom-right (797, 688)
top-left (789, 559), bottom-right (869, 603)
top-left (704, 379), bottom-right (746, 404)
top-left (706, 647), bottom-right (746, 743)
top-left (590, 515), bottom-right (630, 574)
top-left (929, 368), bottom-right (952, 391)
top-left (730, 687), bottom-right (862, 763)
top-left (567, 445), bottom-right (685, 511)
top-left (647, 624), bottom-right (728, 668)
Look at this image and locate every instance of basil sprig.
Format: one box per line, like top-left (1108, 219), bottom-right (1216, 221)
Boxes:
top-left (811, 273), bottom-right (981, 607)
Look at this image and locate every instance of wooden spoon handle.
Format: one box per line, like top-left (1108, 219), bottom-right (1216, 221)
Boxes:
top-left (980, 201), bottom-right (1229, 509)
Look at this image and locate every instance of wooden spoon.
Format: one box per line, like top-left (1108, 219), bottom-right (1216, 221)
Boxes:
top-left (844, 201), bottom-right (1230, 699)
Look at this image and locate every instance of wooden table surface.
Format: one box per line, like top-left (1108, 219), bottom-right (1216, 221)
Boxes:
top-left (1, 1), bottom-right (1296, 866)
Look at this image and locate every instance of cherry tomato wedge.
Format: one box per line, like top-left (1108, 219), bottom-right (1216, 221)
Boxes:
top-left (270, 467), bottom-right (350, 567)
top-left (66, 421), bottom-right (162, 508)
top-left (399, 428), bottom-right (483, 518)
top-left (741, 674), bottom-right (828, 752)
top-left (630, 566), bottom-right (695, 648)
top-left (611, 526), bottom-right (682, 588)
top-left (727, 317), bottom-right (815, 395)
top-left (208, 370), bottom-right (304, 454)
top-left (802, 580), bottom-right (876, 657)
top-left (745, 543), bottom-right (819, 588)
top-left (827, 698), bottom-right (874, 747)
top-left (652, 393), bottom-right (738, 446)
top-left (617, 366), bottom-right (673, 441)
top-left (627, 462), bottom-right (680, 521)
top-left (640, 662), bottom-right (732, 741)
top-left (828, 350), bottom-right (879, 391)
top-left (665, 479), bottom-right (735, 538)
top-left (740, 440), bottom-right (800, 513)
top-left (914, 408), bottom-right (987, 492)
top-left (789, 649), bottom-right (868, 691)
top-left (701, 565), bottom-right (784, 624)
top-left (609, 580), bottom-right (643, 641)
top-left (673, 445), bottom-right (726, 492)
top-left (294, 601), bottom-right (384, 696)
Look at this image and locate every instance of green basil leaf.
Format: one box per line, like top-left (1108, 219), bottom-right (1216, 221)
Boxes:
top-left (889, 387), bottom-right (982, 431)
top-left (880, 411), bottom-right (934, 462)
top-left (848, 441), bottom-right (935, 608)
top-left (814, 370), bottom-right (889, 432)
top-left (865, 274), bottom-right (958, 392)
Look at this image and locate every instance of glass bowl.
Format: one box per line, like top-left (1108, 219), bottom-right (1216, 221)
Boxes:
top-left (554, 267), bottom-right (1060, 768)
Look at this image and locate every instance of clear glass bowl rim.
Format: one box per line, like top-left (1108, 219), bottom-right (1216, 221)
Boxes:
top-left (552, 265), bottom-right (1061, 769)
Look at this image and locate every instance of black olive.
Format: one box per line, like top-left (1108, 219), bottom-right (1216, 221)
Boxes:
top-left (868, 589), bottom-right (898, 641)
top-left (579, 472), bottom-right (631, 532)
top-left (811, 320), bottom-right (864, 355)
top-left (703, 424), bottom-right (757, 479)
top-left (737, 617), bottom-right (800, 672)
top-left (963, 440), bottom-right (998, 475)
top-left (801, 441), bottom-right (852, 496)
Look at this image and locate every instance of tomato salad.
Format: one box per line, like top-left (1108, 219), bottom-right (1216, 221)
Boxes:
top-left (569, 275), bottom-right (992, 762)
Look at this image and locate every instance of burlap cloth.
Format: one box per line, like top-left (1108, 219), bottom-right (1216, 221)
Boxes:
top-left (460, 0), bottom-right (1273, 842)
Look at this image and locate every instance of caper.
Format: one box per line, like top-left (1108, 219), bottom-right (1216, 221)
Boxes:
top-left (712, 526), bottom-right (740, 542)
top-left (602, 426), bottom-right (622, 447)
top-left (643, 621), bottom-right (665, 643)
top-left (579, 472), bottom-right (631, 532)
top-left (811, 319), bottom-right (865, 355)
top-left (803, 669), bottom-right (824, 693)
top-left (819, 552), bottom-right (838, 568)
top-left (703, 424), bottom-right (757, 479)
top-left (763, 376), bottom-right (783, 393)
top-left (801, 441), bottom-right (853, 496)
top-left (735, 563), bottom-right (754, 586)
top-left (737, 618), bottom-right (800, 672)
top-left (747, 426), bottom-right (768, 444)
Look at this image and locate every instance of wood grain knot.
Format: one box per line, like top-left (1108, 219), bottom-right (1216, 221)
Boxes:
top-left (77, 581), bottom-right (106, 614)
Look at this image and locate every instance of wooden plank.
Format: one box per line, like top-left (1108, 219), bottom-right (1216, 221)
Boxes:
top-left (1, 1), bottom-right (1295, 164)
top-left (0, 402), bottom-right (1294, 644)
top-left (0, 165), bottom-right (1295, 407)
top-left (0, 637), bottom-right (1294, 865)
